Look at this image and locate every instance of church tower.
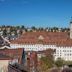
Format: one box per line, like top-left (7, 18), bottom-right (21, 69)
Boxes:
top-left (70, 17), bottom-right (72, 39)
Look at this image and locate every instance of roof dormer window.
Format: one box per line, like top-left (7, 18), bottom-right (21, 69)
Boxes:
top-left (38, 35), bottom-right (44, 40)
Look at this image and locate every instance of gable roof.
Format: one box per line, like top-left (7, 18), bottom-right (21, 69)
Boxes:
top-left (0, 48), bottom-right (24, 63)
top-left (11, 31), bottom-right (72, 47)
top-left (0, 53), bottom-right (12, 60)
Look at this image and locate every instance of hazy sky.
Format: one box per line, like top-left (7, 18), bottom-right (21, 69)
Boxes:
top-left (0, 0), bottom-right (72, 27)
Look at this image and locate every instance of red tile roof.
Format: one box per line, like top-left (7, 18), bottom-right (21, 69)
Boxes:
top-left (11, 31), bottom-right (72, 46)
top-left (0, 53), bottom-right (12, 60)
top-left (0, 48), bottom-right (24, 63)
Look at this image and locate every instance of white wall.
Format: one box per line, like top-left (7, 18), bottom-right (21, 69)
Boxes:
top-left (0, 60), bottom-right (10, 72)
top-left (10, 44), bottom-right (72, 61)
top-left (54, 47), bottom-right (72, 61)
top-left (10, 44), bottom-right (56, 51)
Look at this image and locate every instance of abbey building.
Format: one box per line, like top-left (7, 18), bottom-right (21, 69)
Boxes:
top-left (8, 19), bottom-right (72, 61)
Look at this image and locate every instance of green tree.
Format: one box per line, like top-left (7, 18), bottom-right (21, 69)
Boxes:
top-left (16, 26), bottom-right (20, 29)
top-left (45, 48), bottom-right (55, 63)
top-left (38, 56), bottom-right (50, 72)
top-left (38, 49), bottom-right (55, 72)
top-left (64, 61), bottom-right (72, 65)
top-left (55, 58), bottom-right (64, 67)
top-left (40, 56), bottom-right (53, 68)
top-left (3, 30), bottom-right (7, 36)
top-left (21, 25), bottom-right (25, 29)
top-left (31, 26), bottom-right (36, 30)
top-left (38, 27), bottom-right (44, 31)
top-left (25, 28), bottom-right (28, 32)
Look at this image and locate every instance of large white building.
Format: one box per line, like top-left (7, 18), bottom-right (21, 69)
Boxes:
top-left (10, 19), bottom-right (72, 61)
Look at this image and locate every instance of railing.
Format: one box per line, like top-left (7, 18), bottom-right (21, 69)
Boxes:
top-left (8, 64), bottom-right (22, 72)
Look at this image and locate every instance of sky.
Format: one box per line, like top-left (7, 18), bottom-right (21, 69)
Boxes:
top-left (0, 0), bottom-right (72, 28)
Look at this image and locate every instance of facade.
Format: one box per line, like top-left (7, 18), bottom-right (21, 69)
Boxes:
top-left (10, 19), bottom-right (72, 61)
top-left (10, 32), bottom-right (72, 61)
top-left (26, 52), bottom-right (38, 72)
top-left (0, 54), bottom-right (12, 72)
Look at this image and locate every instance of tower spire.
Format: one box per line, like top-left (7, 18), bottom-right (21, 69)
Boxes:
top-left (70, 17), bottom-right (72, 23)
top-left (70, 17), bottom-right (72, 39)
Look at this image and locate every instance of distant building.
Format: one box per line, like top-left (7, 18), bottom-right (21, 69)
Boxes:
top-left (10, 18), bottom-right (72, 61)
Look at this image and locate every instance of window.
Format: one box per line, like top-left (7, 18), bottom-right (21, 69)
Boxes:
top-left (60, 55), bottom-right (61, 56)
top-left (70, 54), bottom-right (71, 56)
top-left (70, 50), bottom-right (71, 52)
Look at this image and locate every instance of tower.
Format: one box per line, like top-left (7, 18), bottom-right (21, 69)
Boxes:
top-left (70, 17), bottom-right (72, 39)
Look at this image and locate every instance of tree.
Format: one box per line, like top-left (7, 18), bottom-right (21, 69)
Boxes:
top-left (66, 28), bottom-right (70, 32)
top-left (31, 26), bottom-right (36, 30)
top-left (38, 49), bottom-right (55, 72)
top-left (55, 58), bottom-right (64, 67)
top-left (52, 27), bottom-right (58, 32)
top-left (40, 56), bottom-right (53, 68)
top-left (3, 30), bottom-right (7, 36)
top-left (38, 27), bottom-right (44, 31)
top-left (64, 61), bottom-right (72, 66)
top-left (25, 28), bottom-right (28, 32)
top-left (19, 29), bottom-right (23, 35)
top-left (45, 48), bottom-right (55, 55)
top-left (21, 25), bottom-right (25, 29)
top-left (2, 25), bottom-right (5, 28)
top-left (45, 49), bottom-right (55, 66)
top-left (16, 26), bottom-right (20, 29)
top-left (38, 57), bottom-right (49, 72)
